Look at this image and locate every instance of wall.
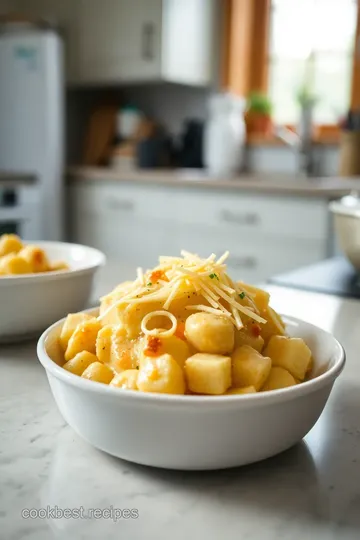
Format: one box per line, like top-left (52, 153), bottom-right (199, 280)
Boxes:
top-left (0, 0), bottom-right (15, 12)
top-left (68, 83), bottom-right (340, 176)
top-left (67, 83), bottom-right (211, 164)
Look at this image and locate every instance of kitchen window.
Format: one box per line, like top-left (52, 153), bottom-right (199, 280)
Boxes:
top-left (225, 0), bottom-right (360, 138)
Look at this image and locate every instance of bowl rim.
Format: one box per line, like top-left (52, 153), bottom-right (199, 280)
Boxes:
top-left (0, 241), bottom-right (106, 285)
top-left (37, 308), bottom-right (346, 407)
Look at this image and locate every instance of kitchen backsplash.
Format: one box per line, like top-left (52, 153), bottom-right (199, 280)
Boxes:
top-left (67, 83), bottom-right (339, 176)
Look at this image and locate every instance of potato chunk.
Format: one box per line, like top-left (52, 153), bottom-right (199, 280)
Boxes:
top-left (259, 306), bottom-right (286, 343)
top-left (0, 254), bottom-right (31, 275)
top-left (139, 335), bottom-right (190, 368)
top-left (60, 312), bottom-right (94, 352)
top-left (264, 335), bottom-right (311, 381)
top-left (81, 361), bottom-right (114, 384)
top-left (234, 327), bottom-right (264, 352)
top-left (110, 369), bottom-right (139, 390)
top-left (185, 353), bottom-right (231, 395)
top-left (65, 319), bottom-right (102, 361)
top-left (63, 351), bottom-right (98, 376)
top-left (137, 354), bottom-right (185, 394)
top-left (18, 245), bottom-right (49, 273)
top-left (232, 345), bottom-right (271, 391)
top-left (185, 313), bottom-right (235, 354)
top-left (226, 386), bottom-right (256, 395)
top-left (96, 325), bottom-right (136, 372)
top-left (0, 234), bottom-right (23, 256)
top-left (238, 282), bottom-right (270, 312)
top-left (49, 261), bottom-right (69, 272)
top-left (262, 366), bottom-right (296, 391)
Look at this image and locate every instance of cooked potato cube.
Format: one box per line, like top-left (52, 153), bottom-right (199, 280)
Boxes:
top-left (264, 335), bottom-right (311, 381)
top-left (18, 245), bottom-right (49, 273)
top-left (96, 325), bottom-right (136, 372)
top-left (226, 386), bottom-right (257, 395)
top-left (96, 325), bottom-right (113, 364)
top-left (110, 369), bottom-right (139, 390)
top-left (238, 282), bottom-right (270, 312)
top-left (232, 345), bottom-right (271, 391)
top-left (81, 361), bottom-right (114, 384)
top-left (234, 327), bottom-right (264, 352)
top-left (139, 335), bottom-right (190, 368)
top-left (262, 366), bottom-right (296, 391)
top-left (65, 319), bottom-right (102, 361)
top-left (0, 234), bottom-right (23, 256)
top-left (99, 298), bottom-right (163, 338)
top-left (60, 312), bottom-right (94, 351)
top-left (185, 313), bottom-right (235, 354)
top-left (63, 351), bottom-right (98, 376)
top-left (49, 260), bottom-right (69, 272)
top-left (259, 306), bottom-right (286, 343)
top-left (185, 353), bottom-right (231, 395)
top-left (0, 254), bottom-right (31, 275)
top-left (137, 354), bottom-right (185, 394)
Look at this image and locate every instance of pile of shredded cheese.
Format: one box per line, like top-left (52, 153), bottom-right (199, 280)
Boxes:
top-left (98, 250), bottom-right (267, 330)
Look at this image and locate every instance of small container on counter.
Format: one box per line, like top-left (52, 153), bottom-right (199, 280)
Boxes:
top-left (339, 109), bottom-right (360, 177)
top-left (203, 93), bottom-right (246, 178)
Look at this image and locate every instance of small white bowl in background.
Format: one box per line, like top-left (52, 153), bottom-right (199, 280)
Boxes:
top-left (329, 193), bottom-right (360, 270)
top-left (37, 310), bottom-right (345, 471)
top-left (0, 242), bottom-right (105, 343)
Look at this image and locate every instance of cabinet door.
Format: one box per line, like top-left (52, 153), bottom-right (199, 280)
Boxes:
top-left (77, 0), bottom-right (162, 84)
top-left (162, 0), bottom-right (219, 85)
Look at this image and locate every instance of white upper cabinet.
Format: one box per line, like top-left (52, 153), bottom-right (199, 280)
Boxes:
top-left (162, 0), bottom-right (218, 86)
top-left (19, 0), bottom-right (220, 86)
top-left (77, 0), bottom-right (162, 85)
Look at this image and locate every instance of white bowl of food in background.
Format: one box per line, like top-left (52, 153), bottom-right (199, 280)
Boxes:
top-left (0, 235), bottom-right (105, 343)
top-left (37, 251), bottom-right (345, 470)
top-left (329, 193), bottom-right (360, 270)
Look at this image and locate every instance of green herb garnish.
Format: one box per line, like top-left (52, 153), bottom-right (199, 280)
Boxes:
top-left (239, 292), bottom-right (246, 299)
top-left (209, 273), bottom-right (219, 280)
top-left (147, 282), bottom-right (152, 286)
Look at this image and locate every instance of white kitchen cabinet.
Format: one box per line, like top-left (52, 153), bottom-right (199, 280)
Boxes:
top-left (19, 0), bottom-right (219, 86)
top-left (69, 181), bottom-right (331, 285)
top-left (77, 0), bottom-right (162, 85)
top-left (162, 0), bottom-right (219, 86)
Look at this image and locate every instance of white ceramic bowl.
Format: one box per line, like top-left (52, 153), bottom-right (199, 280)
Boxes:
top-left (0, 242), bottom-right (105, 343)
top-left (329, 194), bottom-right (360, 270)
top-left (37, 310), bottom-right (345, 471)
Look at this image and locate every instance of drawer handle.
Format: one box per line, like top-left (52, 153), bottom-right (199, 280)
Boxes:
top-left (229, 256), bottom-right (257, 269)
top-left (219, 210), bottom-right (260, 225)
top-left (106, 199), bottom-right (134, 212)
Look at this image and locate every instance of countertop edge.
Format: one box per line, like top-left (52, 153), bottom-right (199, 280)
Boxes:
top-left (67, 166), bottom-right (360, 198)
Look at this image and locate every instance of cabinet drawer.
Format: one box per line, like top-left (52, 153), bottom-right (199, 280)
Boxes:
top-left (172, 225), bottom-right (326, 285)
top-left (174, 190), bottom-right (329, 241)
top-left (72, 184), bottom-right (329, 243)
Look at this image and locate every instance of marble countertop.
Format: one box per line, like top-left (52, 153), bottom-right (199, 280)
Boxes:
top-left (2, 266), bottom-right (360, 540)
top-left (68, 166), bottom-right (360, 198)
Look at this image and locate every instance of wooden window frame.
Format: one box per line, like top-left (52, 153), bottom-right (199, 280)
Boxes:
top-left (224, 0), bottom-right (360, 144)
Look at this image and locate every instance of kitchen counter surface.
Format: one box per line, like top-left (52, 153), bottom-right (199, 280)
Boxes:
top-left (2, 265), bottom-right (360, 540)
top-left (69, 166), bottom-right (360, 198)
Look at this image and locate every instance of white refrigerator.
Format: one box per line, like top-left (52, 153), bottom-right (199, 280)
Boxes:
top-left (0, 24), bottom-right (64, 241)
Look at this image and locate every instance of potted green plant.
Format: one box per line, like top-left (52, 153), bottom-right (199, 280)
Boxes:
top-left (245, 92), bottom-right (273, 136)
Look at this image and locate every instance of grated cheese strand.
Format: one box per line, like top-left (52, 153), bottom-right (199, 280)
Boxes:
top-left (99, 250), bottom-right (268, 329)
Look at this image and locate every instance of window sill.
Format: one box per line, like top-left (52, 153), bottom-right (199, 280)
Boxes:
top-left (246, 133), bottom-right (340, 147)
